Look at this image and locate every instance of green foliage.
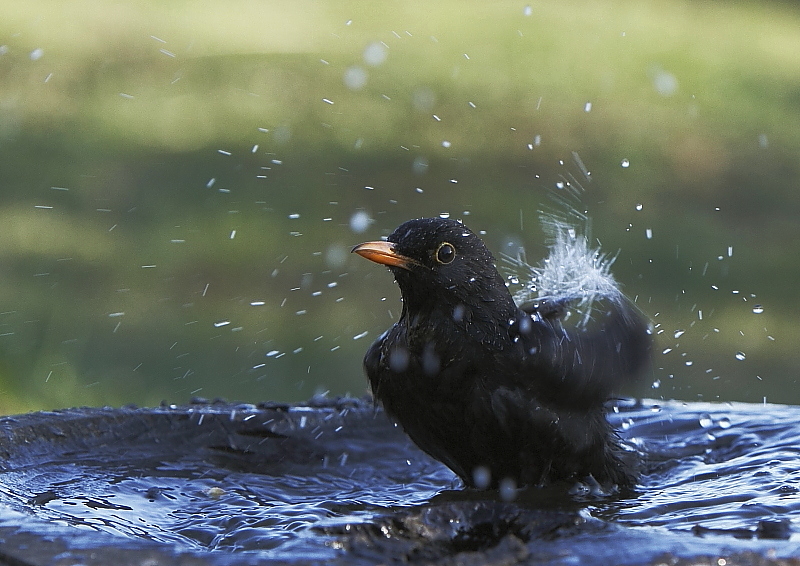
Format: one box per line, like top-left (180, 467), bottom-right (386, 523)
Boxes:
top-left (0, 0), bottom-right (798, 411)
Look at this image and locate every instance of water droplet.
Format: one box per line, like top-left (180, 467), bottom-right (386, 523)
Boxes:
top-left (752, 305), bottom-right (764, 314)
top-left (651, 68), bottom-right (678, 97)
top-left (363, 41), bottom-right (388, 66)
top-left (441, 140), bottom-right (451, 148)
top-left (499, 477), bottom-right (517, 502)
top-left (699, 414), bottom-right (713, 428)
top-left (30, 48), bottom-right (44, 61)
top-left (472, 466), bottom-right (491, 489)
top-left (673, 330), bottom-right (685, 339)
top-left (718, 417), bottom-right (731, 429)
top-left (651, 379), bottom-right (661, 389)
top-left (645, 228), bottom-right (653, 240)
top-left (411, 87), bottom-right (436, 112)
top-left (389, 348), bottom-right (410, 373)
top-left (343, 66), bottom-right (368, 90)
top-left (635, 203), bottom-right (642, 211)
top-left (584, 101), bottom-right (592, 112)
top-left (349, 210), bottom-right (372, 233)
top-left (523, 5), bottom-right (532, 16)
top-left (735, 351), bottom-right (746, 361)
top-left (422, 344), bottom-right (440, 376)
top-left (622, 159), bottom-right (631, 169)
top-left (288, 213), bottom-right (300, 219)
top-left (661, 348), bottom-right (673, 354)
top-left (439, 212), bottom-right (450, 219)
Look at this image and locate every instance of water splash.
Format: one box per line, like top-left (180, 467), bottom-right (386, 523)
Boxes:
top-left (504, 211), bottom-right (622, 328)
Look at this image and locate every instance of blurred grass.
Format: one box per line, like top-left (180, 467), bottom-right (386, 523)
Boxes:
top-left (0, 0), bottom-right (798, 412)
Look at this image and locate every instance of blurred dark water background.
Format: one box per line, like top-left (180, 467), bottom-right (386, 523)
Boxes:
top-left (0, 0), bottom-right (798, 413)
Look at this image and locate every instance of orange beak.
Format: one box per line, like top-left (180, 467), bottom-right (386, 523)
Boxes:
top-left (352, 241), bottom-right (419, 270)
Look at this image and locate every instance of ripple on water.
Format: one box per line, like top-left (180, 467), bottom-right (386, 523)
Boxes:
top-left (1, 400), bottom-right (800, 559)
top-left (604, 401), bottom-right (800, 538)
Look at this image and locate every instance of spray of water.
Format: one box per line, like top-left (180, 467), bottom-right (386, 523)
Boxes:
top-left (505, 213), bottom-right (621, 328)
top-left (502, 169), bottom-right (623, 328)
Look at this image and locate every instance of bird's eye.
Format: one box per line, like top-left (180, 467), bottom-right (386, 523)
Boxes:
top-left (435, 242), bottom-right (456, 264)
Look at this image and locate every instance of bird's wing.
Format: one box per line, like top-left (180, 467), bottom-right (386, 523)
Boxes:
top-left (516, 296), bottom-right (652, 407)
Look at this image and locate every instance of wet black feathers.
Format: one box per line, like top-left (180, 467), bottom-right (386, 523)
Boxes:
top-left (357, 218), bottom-right (652, 490)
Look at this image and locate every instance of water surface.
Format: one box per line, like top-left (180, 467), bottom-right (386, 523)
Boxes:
top-left (0, 399), bottom-right (797, 563)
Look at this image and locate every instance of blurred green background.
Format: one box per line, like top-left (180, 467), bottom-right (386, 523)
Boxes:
top-left (0, 0), bottom-right (797, 413)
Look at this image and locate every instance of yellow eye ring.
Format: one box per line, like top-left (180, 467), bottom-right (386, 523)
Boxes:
top-left (435, 242), bottom-right (456, 264)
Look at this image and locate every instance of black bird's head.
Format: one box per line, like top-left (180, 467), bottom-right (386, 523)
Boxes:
top-left (352, 218), bottom-right (516, 321)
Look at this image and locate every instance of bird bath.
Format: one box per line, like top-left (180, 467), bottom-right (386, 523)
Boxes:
top-left (0, 397), bottom-right (797, 565)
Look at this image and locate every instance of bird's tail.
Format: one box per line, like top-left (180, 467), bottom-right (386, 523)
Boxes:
top-left (504, 208), bottom-right (652, 397)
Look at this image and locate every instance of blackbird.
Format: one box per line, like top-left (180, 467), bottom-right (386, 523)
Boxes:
top-left (352, 217), bottom-right (651, 490)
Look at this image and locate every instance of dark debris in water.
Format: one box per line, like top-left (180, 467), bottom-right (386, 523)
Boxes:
top-left (0, 398), bottom-right (798, 565)
top-left (319, 501), bottom-right (599, 565)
